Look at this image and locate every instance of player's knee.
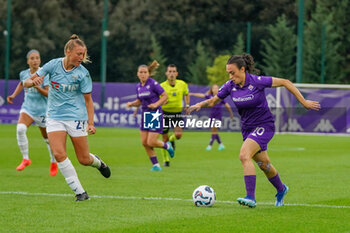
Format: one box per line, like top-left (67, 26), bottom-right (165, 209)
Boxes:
top-left (17, 123), bottom-right (27, 136)
top-left (141, 137), bottom-right (148, 147)
top-left (51, 149), bottom-right (64, 159)
top-left (77, 156), bottom-right (91, 166)
top-left (147, 139), bottom-right (158, 148)
top-left (239, 151), bottom-right (250, 164)
top-left (257, 161), bottom-right (271, 173)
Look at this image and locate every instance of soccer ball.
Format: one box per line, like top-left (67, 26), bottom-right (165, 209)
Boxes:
top-left (192, 185), bottom-right (216, 207)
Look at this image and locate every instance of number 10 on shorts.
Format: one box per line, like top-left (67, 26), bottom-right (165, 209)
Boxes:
top-left (252, 127), bottom-right (265, 137)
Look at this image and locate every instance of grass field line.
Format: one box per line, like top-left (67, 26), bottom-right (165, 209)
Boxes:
top-left (1, 191), bottom-right (349, 209)
top-left (269, 147), bottom-right (305, 151)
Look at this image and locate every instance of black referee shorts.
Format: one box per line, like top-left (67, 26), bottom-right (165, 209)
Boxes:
top-left (162, 111), bottom-right (184, 134)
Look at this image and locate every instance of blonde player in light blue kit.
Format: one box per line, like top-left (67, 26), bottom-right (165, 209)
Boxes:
top-left (7, 50), bottom-right (57, 176)
top-left (25, 35), bottom-right (111, 201)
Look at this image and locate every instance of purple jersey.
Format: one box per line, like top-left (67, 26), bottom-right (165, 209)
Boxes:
top-left (205, 94), bottom-right (226, 120)
top-left (137, 78), bottom-right (165, 112)
top-left (217, 73), bottom-right (273, 127)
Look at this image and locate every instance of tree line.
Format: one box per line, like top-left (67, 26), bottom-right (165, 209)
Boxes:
top-left (0, 0), bottom-right (349, 85)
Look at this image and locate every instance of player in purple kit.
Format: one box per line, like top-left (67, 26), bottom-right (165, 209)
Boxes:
top-left (189, 84), bottom-right (233, 151)
top-left (127, 61), bottom-right (174, 171)
top-left (187, 54), bottom-right (320, 208)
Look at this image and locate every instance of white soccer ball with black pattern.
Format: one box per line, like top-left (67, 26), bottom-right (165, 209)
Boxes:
top-left (192, 185), bottom-right (216, 207)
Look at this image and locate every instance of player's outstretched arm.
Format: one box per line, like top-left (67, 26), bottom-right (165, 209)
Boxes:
top-left (7, 82), bottom-right (24, 104)
top-left (187, 95), bottom-right (222, 114)
top-left (127, 99), bottom-right (141, 108)
top-left (188, 93), bottom-right (206, 98)
top-left (272, 77), bottom-right (321, 111)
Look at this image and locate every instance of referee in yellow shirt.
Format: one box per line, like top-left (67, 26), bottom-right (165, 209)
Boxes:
top-left (161, 64), bottom-right (190, 167)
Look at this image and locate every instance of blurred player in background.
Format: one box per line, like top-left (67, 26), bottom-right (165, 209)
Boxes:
top-left (189, 84), bottom-right (234, 151)
top-left (127, 61), bottom-right (174, 171)
top-left (187, 54), bottom-right (320, 208)
top-left (26, 35), bottom-right (111, 201)
top-left (160, 64), bottom-right (189, 167)
top-left (7, 49), bottom-right (57, 176)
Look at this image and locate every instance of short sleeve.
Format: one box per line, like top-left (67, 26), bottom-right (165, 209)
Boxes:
top-left (153, 80), bottom-right (165, 96)
top-left (80, 72), bottom-right (92, 93)
top-left (183, 82), bottom-right (189, 95)
top-left (42, 75), bottom-right (50, 86)
top-left (217, 81), bottom-right (232, 100)
top-left (136, 85), bottom-right (140, 100)
top-left (37, 59), bottom-right (55, 77)
top-left (254, 75), bottom-right (272, 89)
top-left (19, 71), bottom-right (26, 85)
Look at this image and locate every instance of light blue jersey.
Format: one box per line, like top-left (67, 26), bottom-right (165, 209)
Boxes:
top-left (20, 68), bottom-right (49, 117)
top-left (36, 58), bottom-right (92, 121)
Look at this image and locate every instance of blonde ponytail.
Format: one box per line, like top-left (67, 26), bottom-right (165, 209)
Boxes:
top-left (64, 34), bottom-right (91, 63)
top-left (148, 60), bottom-right (159, 76)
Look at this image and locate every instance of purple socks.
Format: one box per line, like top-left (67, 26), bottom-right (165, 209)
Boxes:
top-left (243, 174), bottom-right (284, 200)
top-left (268, 173), bottom-right (284, 193)
top-left (209, 134), bottom-right (222, 145)
top-left (209, 135), bottom-right (215, 146)
top-left (216, 134), bottom-right (221, 144)
top-left (150, 156), bottom-right (158, 165)
top-left (244, 175), bottom-right (256, 200)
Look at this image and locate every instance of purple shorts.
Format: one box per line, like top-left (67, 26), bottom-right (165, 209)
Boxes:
top-left (241, 122), bottom-right (275, 151)
top-left (140, 110), bottom-right (163, 134)
top-left (209, 113), bottom-right (222, 121)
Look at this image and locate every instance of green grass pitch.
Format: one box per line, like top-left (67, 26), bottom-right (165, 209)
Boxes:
top-left (0, 124), bottom-right (349, 232)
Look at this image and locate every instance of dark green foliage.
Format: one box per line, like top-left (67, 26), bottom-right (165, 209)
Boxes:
top-left (150, 35), bottom-right (167, 82)
top-left (232, 33), bottom-right (245, 56)
top-left (303, 0), bottom-right (343, 83)
top-left (260, 15), bottom-right (296, 80)
top-left (186, 40), bottom-right (211, 84)
top-left (0, 0), bottom-right (349, 84)
top-left (329, 0), bottom-right (350, 83)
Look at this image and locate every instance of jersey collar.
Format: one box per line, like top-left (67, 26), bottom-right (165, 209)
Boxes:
top-left (61, 58), bottom-right (77, 73)
top-left (235, 73), bottom-right (251, 89)
top-left (167, 79), bottom-right (176, 87)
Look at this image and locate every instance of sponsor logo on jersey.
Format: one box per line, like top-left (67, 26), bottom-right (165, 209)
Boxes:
top-left (232, 94), bottom-right (254, 102)
top-left (51, 81), bottom-right (60, 90)
top-left (138, 91), bottom-right (151, 97)
top-left (50, 81), bottom-right (79, 92)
